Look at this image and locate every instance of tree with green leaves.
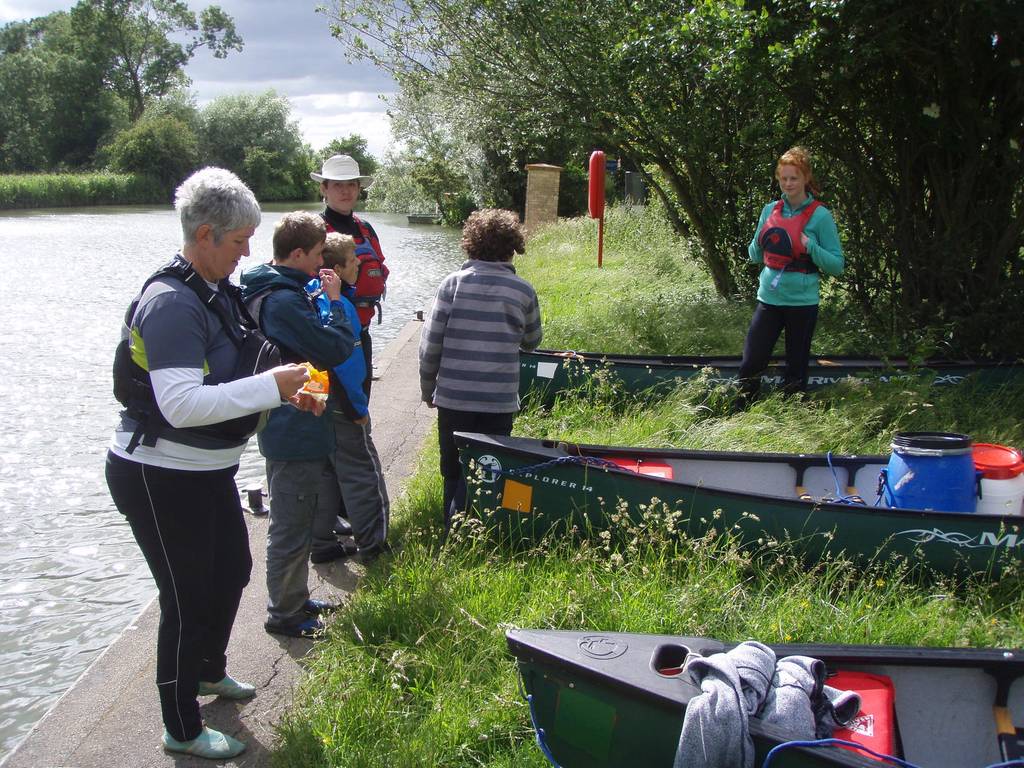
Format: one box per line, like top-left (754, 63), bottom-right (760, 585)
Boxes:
top-left (0, 0), bottom-right (240, 170)
top-left (106, 111), bottom-right (199, 188)
top-left (366, 150), bottom-right (437, 214)
top-left (68, 0), bottom-right (242, 121)
top-left (771, 0), bottom-right (1024, 356)
top-left (197, 91), bottom-right (313, 200)
top-left (325, 0), bottom-right (779, 292)
top-left (0, 13), bottom-right (126, 170)
top-left (324, 0), bottom-right (1024, 356)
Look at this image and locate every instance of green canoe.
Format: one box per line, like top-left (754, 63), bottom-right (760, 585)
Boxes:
top-left (454, 433), bottom-right (1024, 576)
top-left (519, 349), bottom-right (1024, 403)
top-left (508, 627), bottom-right (1024, 768)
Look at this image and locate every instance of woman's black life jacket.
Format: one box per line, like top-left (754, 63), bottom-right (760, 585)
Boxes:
top-left (112, 257), bottom-right (281, 454)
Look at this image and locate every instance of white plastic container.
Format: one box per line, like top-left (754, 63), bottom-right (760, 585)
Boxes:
top-left (973, 443), bottom-right (1024, 516)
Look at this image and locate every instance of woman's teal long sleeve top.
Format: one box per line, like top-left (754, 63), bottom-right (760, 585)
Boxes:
top-left (747, 195), bottom-right (844, 306)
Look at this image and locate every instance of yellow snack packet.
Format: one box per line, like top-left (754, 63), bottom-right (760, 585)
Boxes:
top-left (299, 362), bottom-right (330, 401)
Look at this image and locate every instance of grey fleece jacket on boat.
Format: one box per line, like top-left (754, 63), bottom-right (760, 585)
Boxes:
top-left (673, 641), bottom-right (862, 768)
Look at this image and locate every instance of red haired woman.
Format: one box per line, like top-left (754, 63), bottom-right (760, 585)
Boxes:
top-left (737, 146), bottom-right (844, 402)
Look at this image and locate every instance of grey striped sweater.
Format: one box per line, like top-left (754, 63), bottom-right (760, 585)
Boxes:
top-left (419, 259), bottom-right (542, 413)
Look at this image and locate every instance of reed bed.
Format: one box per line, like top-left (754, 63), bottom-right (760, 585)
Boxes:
top-left (0, 172), bottom-right (165, 209)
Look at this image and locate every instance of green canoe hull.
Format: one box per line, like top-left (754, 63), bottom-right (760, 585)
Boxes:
top-left (508, 628), bottom-right (1024, 768)
top-left (455, 433), bottom-right (1023, 576)
top-left (519, 349), bottom-right (1024, 403)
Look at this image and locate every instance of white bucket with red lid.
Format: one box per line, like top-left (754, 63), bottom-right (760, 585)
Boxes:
top-left (973, 443), bottom-right (1024, 516)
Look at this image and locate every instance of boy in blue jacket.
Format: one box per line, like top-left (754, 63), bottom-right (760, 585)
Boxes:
top-left (240, 213), bottom-right (355, 638)
top-left (307, 233), bottom-right (390, 564)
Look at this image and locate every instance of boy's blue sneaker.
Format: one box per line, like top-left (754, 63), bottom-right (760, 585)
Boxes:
top-left (198, 674), bottom-right (256, 699)
top-left (162, 727), bottom-right (246, 759)
top-left (264, 616), bottom-right (324, 639)
top-left (303, 599), bottom-right (338, 616)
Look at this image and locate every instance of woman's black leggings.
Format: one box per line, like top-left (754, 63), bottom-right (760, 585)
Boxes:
top-left (737, 301), bottom-right (819, 400)
top-left (105, 452), bottom-right (252, 742)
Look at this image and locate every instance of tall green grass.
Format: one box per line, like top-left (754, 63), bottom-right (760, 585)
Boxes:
top-left (520, 204), bottom-right (908, 357)
top-left (0, 172), bottom-right (166, 209)
top-left (520, 206), bottom-right (748, 354)
top-left (272, 207), bottom-right (1024, 767)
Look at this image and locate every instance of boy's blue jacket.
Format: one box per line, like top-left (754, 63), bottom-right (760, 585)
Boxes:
top-left (240, 263), bottom-right (355, 460)
top-left (307, 278), bottom-right (369, 420)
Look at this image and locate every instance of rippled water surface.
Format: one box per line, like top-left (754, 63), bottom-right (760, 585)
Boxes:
top-left (0, 206), bottom-right (463, 757)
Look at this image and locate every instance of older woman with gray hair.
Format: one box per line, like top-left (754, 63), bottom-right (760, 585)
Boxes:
top-left (105, 167), bottom-right (313, 759)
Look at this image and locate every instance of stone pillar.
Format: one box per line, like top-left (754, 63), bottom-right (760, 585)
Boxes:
top-left (524, 163), bottom-right (562, 234)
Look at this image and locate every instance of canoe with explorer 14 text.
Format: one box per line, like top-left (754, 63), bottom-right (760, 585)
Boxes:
top-left (454, 432), bottom-right (1023, 576)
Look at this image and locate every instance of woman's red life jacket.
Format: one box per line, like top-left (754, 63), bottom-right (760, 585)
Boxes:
top-left (758, 200), bottom-right (821, 273)
top-left (324, 215), bottom-right (389, 327)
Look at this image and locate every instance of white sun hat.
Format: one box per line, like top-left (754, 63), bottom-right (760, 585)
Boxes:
top-left (310, 154), bottom-right (374, 188)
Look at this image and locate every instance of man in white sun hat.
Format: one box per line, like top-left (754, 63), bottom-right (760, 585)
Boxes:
top-left (309, 154), bottom-right (392, 565)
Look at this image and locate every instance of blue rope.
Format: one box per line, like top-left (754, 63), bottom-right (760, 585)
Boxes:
top-left (761, 738), bottom-right (921, 768)
top-left (875, 467), bottom-right (894, 507)
top-left (822, 451), bottom-right (869, 506)
top-left (799, 451), bottom-right (871, 507)
top-left (490, 454), bottom-right (624, 480)
top-left (984, 761), bottom-right (1024, 768)
top-left (526, 694), bottom-right (563, 768)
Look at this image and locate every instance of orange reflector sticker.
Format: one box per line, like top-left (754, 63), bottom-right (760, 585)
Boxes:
top-left (501, 479), bottom-right (533, 513)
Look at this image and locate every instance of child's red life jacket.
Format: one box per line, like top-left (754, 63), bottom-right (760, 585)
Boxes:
top-left (325, 215), bottom-right (389, 327)
top-left (758, 200), bottom-right (821, 273)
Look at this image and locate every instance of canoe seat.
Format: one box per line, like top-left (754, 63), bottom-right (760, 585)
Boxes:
top-left (796, 485), bottom-right (867, 505)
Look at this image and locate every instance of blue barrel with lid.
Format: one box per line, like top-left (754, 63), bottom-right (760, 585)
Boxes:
top-left (882, 432), bottom-right (978, 513)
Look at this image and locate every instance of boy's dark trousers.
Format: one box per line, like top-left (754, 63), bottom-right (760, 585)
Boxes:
top-left (737, 301), bottom-right (819, 401)
top-left (436, 407), bottom-right (515, 529)
top-left (105, 452), bottom-right (251, 742)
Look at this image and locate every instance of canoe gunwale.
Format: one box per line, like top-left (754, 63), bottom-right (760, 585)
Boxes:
top-left (523, 348), bottom-right (1023, 373)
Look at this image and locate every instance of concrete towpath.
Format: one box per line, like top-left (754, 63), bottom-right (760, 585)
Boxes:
top-left (3, 318), bottom-right (434, 768)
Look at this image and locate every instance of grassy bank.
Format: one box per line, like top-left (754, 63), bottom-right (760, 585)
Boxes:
top-left (274, 206), bottom-right (1024, 767)
top-left (0, 172), bottom-right (166, 209)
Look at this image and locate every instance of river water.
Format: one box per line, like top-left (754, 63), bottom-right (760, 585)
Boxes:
top-left (0, 205), bottom-right (463, 758)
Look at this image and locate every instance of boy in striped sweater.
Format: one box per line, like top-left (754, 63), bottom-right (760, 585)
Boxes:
top-left (419, 209), bottom-right (543, 528)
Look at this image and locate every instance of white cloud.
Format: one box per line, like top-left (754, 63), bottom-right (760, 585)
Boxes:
top-left (0, 0), bottom-right (65, 22)
top-left (296, 107), bottom-right (395, 157)
top-left (4, 0), bottom-right (400, 159)
top-left (297, 91), bottom-right (389, 112)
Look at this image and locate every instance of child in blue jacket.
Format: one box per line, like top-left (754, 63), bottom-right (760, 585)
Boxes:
top-left (306, 233), bottom-right (390, 564)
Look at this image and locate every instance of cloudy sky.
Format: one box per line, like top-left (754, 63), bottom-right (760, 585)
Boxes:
top-left (0, 0), bottom-right (398, 158)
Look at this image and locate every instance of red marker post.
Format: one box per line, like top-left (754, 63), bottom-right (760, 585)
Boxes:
top-left (588, 150), bottom-right (606, 268)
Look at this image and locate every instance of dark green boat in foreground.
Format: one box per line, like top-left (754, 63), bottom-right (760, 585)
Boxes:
top-left (455, 433), bottom-right (1024, 575)
top-left (508, 627), bottom-right (1024, 768)
top-left (519, 349), bottom-right (1024, 403)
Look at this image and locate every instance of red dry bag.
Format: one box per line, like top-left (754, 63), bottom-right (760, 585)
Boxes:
top-left (830, 670), bottom-right (897, 762)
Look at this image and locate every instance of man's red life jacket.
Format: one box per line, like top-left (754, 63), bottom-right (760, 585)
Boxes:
top-left (758, 199), bottom-right (821, 273)
top-left (324, 215), bottom-right (389, 327)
